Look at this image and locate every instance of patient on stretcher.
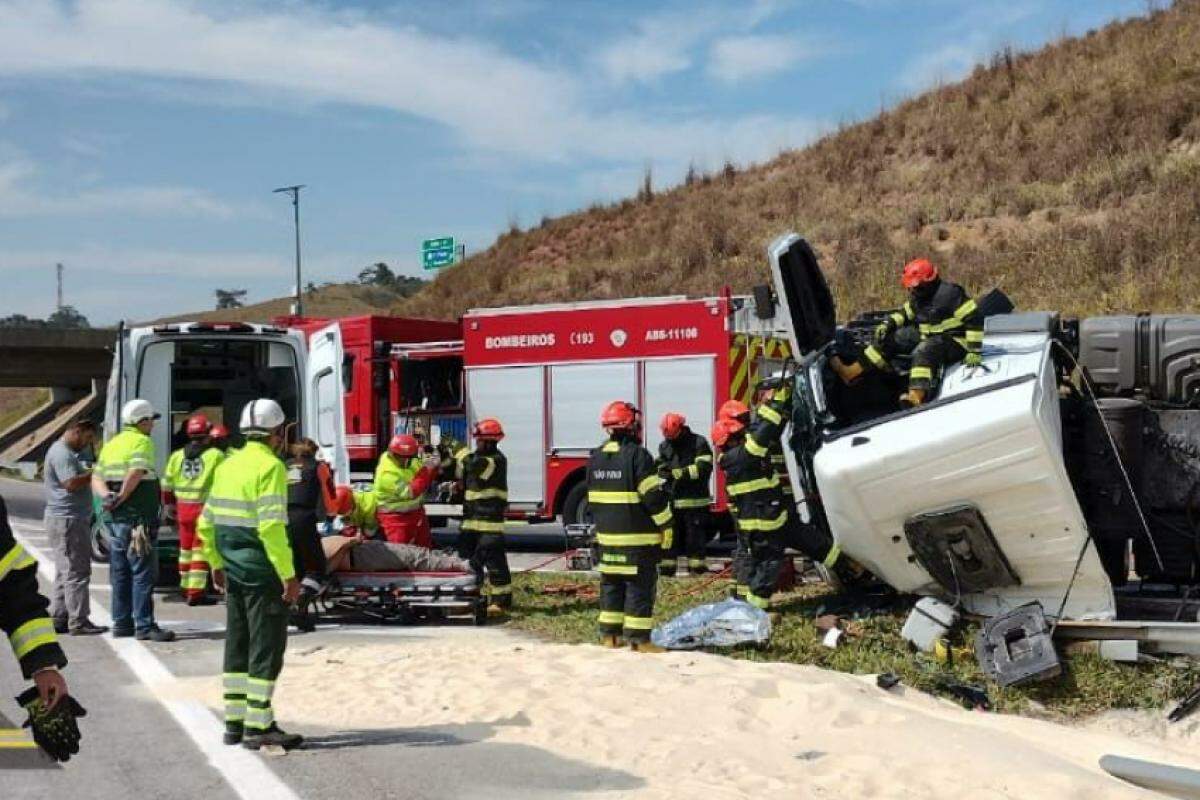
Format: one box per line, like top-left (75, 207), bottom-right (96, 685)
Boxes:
top-left (321, 535), bottom-right (469, 574)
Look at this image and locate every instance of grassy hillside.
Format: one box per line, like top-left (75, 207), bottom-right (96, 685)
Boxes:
top-left (396, 1), bottom-right (1200, 322)
top-left (160, 283), bottom-right (403, 324)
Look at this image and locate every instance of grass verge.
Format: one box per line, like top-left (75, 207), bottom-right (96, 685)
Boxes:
top-left (507, 571), bottom-right (1200, 720)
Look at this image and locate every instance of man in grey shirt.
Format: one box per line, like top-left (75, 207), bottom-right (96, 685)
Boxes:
top-left (44, 419), bottom-right (107, 635)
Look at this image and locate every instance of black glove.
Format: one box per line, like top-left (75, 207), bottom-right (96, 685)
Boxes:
top-left (16, 686), bottom-right (86, 762)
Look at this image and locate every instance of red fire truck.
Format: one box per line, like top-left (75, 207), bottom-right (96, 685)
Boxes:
top-left (458, 293), bottom-right (790, 525)
top-left (279, 315), bottom-right (462, 480)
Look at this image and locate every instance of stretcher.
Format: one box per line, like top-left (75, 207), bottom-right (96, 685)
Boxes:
top-left (313, 570), bottom-right (489, 626)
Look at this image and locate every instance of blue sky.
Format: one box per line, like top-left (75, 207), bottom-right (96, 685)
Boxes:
top-left (0, 0), bottom-right (1147, 324)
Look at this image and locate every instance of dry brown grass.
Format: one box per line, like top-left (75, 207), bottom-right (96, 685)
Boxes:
top-left (393, 1), bottom-right (1200, 322)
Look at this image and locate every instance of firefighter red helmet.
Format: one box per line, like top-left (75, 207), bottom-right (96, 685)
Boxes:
top-left (210, 423), bottom-right (230, 440)
top-left (388, 434), bottom-right (420, 457)
top-left (600, 401), bottom-right (639, 431)
top-left (660, 412), bottom-right (686, 440)
top-left (334, 485), bottom-right (355, 516)
top-left (185, 413), bottom-right (211, 437)
top-left (718, 399), bottom-right (751, 422)
top-left (901, 258), bottom-right (939, 290)
top-left (710, 417), bottom-right (745, 448)
top-left (473, 417), bottom-right (505, 441)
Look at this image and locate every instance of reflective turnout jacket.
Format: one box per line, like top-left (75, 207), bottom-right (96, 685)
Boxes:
top-left (196, 440), bottom-right (294, 588)
top-left (587, 436), bottom-right (674, 574)
top-left (882, 280), bottom-right (982, 356)
top-left (459, 448), bottom-right (508, 533)
top-left (720, 389), bottom-right (792, 533)
top-left (374, 454), bottom-right (434, 514)
top-left (163, 443), bottom-right (224, 505)
top-left (0, 498), bottom-right (66, 678)
top-left (656, 427), bottom-right (713, 510)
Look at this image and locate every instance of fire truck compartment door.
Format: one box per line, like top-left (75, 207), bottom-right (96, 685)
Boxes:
top-left (550, 362), bottom-right (637, 452)
top-left (643, 357), bottom-right (716, 497)
top-left (466, 366), bottom-right (545, 504)
top-left (768, 232), bottom-right (836, 356)
top-left (306, 322), bottom-right (349, 481)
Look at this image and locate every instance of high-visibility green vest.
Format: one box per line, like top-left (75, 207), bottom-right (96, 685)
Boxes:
top-left (163, 445), bottom-right (224, 504)
top-left (348, 490), bottom-right (378, 531)
top-left (95, 426), bottom-right (160, 522)
top-left (374, 454), bottom-right (425, 513)
top-left (196, 440), bottom-right (293, 587)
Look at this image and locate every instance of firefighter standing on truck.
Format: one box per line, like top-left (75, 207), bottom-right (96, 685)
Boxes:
top-left (714, 385), bottom-right (850, 616)
top-left (162, 413), bottom-right (223, 606)
top-left (457, 418), bottom-right (512, 617)
top-left (830, 257), bottom-right (983, 407)
top-left (655, 412), bottom-right (713, 577)
top-left (373, 434), bottom-right (441, 548)
top-left (589, 401), bottom-right (673, 653)
top-left (1, 496), bottom-right (87, 763)
top-left (197, 398), bottom-right (303, 751)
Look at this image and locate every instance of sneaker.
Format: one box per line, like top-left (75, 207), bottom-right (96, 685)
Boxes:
top-left (53, 618), bottom-right (69, 635)
top-left (223, 724), bottom-right (244, 746)
top-left (69, 621), bottom-right (109, 636)
top-left (630, 640), bottom-right (666, 654)
top-left (242, 724), bottom-right (303, 751)
top-left (135, 625), bottom-right (176, 642)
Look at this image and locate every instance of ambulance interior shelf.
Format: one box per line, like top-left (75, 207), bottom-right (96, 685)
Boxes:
top-left (392, 345), bottom-right (464, 414)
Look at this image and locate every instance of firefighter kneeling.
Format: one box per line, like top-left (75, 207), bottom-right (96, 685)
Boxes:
top-left (589, 401), bottom-right (673, 653)
top-left (457, 418), bottom-right (512, 617)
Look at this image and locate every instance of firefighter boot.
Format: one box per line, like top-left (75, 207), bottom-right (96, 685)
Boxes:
top-left (223, 723), bottom-right (244, 746)
top-left (631, 640), bottom-right (666, 654)
top-left (599, 634), bottom-right (624, 649)
top-left (898, 388), bottom-right (926, 408)
top-left (486, 603), bottom-right (508, 619)
top-left (830, 356), bottom-right (864, 385)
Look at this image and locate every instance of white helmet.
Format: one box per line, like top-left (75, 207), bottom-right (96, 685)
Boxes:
top-left (239, 398), bottom-right (286, 436)
top-left (121, 398), bottom-right (160, 426)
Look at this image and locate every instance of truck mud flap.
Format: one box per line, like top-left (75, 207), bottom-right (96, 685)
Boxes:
top-left (975, 602), bottom-right (1062, 687)
top-left (903, 505), bottom-right (1020, 595)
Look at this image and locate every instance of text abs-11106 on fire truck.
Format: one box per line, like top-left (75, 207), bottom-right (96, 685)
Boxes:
top-left (768, 230), bottom-right (1200, 634)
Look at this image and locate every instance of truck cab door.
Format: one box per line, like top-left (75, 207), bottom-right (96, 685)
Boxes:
top-left (768, 233), bottom-right (836, 357)
top-left (305, 322), bottom-right (350, 482)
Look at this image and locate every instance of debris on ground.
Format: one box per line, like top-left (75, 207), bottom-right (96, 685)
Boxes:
top-left (651, 599), bottom-right (771, 650)
top-left (900, 597), bottom-right (959, 653)
top-left (975, 602), bottom-right (1061, 687)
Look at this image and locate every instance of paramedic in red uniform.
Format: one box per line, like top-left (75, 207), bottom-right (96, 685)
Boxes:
top-left (373, 434), bottom-right (440, 548)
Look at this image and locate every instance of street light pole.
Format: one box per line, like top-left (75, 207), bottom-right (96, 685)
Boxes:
top-left (273, 184), bottom-right (306, 317)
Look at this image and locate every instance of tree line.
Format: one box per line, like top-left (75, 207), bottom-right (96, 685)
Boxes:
top-left (214, 262), bottom-right (427, 309)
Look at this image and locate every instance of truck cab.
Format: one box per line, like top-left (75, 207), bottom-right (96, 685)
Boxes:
top-left (769, 232), bottom-right (1200, 622)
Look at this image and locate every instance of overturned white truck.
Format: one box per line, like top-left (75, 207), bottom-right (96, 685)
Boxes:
top-left (768, 232), bottom-right (1200, 633)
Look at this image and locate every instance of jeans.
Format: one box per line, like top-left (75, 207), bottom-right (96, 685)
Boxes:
top-left (107, 520), bottom-right (159, 633)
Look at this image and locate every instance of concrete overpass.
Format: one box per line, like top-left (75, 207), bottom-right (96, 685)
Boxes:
top-left (0, 327), bottom-right (115, 470)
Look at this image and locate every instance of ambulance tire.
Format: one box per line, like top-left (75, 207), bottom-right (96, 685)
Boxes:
top-left (561, 481), bottom-right (592, 527)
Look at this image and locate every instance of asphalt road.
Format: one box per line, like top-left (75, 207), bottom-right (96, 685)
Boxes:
top-left (0, 499), bottom-right (628, 799)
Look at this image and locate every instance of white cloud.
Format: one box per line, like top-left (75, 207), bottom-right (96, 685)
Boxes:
top-left (708, 34), bottom-right (810, 84)
top-left (0, 156), bottom-right (247, 218)
top-left (0, 245), bottom-right (291, 278)
top-left (0, 1), bottom-right (819, 166)
top-left (895, 1), bottom-right (1038, 91)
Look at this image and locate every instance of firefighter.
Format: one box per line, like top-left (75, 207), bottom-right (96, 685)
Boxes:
top-left (588, 401), bottom-right (674, 653)
top-left (1, 495), bottom-right (87, 763)
top-left (285, 438), bottom-right (337, 632)
top-left (655, 412), bottom-right (713, 577)
top-left (162, 413), bottom-right (224, 605)
top-left (714, 386), bottom-right (848, 615)
top-left (373, 434), bottom-right (441, 548)
top-left (196, 398), bottom-right (302, 751)
top-left (457, 418), bottom-right (512, 616)
top-left (831, 258), bottom-right (983, 407)
top-left (210, 424), bottom-right (232, 454)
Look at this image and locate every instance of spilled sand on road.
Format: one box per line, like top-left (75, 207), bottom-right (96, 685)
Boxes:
top-left (177, 632), bottom-right (1200, 799)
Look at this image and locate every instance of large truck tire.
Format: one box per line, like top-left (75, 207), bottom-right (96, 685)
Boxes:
top-left (561, 481), bottom-right (592, 527)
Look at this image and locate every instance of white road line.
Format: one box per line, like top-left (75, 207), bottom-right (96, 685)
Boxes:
top-left (12, 521), bottom-right (301, 800)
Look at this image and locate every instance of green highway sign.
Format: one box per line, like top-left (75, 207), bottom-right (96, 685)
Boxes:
top-left (422, 236), bottom-right (457, 271)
